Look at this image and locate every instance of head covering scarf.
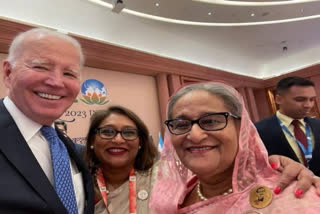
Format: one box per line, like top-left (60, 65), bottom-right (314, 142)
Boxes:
top-left (150, 82), bottom-right (319, 214)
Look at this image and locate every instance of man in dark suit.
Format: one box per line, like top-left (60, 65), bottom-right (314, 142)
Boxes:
top-left (255, 77), bottom-right (320, 176)
top-left (0, 28), bottom-right (94, 213)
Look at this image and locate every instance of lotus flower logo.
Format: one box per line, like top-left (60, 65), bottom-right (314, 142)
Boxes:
top-left (80, 79), bottom-right (109, 105)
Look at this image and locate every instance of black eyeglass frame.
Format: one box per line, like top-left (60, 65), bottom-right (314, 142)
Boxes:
top-left (95, 127), bottom-right (139, 141)
top-left (164, 112), bottom-right (241, 135)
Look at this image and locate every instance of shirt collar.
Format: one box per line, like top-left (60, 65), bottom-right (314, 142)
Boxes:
top-left (276, 111), bottom-right (305, 127)
top-left (3, 96), bottom-right (43, 142)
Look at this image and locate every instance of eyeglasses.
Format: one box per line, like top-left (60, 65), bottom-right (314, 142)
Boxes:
top-left (164, 112), bottom-right (240, 135)
top-left (95, 127), bottom-right (139, 141)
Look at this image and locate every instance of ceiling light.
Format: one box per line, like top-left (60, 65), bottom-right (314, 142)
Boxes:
top-left (88, 0), bottom-right (320, 27)
top-left (111, 0), bottom-right (125, 13)
top-left (208, 12), bottom-right (212, 16)
top-left (192, 0), bottom-right (317, 7)
top-left (251, 13), bottom-right (255, 17)
top-left (155, 3), bottom-right (160, 7)
top-left (301, 8), bottom-right (304, 13)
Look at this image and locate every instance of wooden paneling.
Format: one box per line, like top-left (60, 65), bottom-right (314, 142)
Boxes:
top-left (73, 34), bottom-right (265, 88)
top-left (167, 74), bottom-right (181, 96)
top-left (0, 18), bottom-right (33, 54)
top-left (237, 87), bottom-right (250, 118)
top-left (0, 18), bottom-right (263, 88)
top-left (254, 88), bottom-right (272, 120)
top-left (245, 87), bottom-right (259, 122)
top-left (156, 73), bottom-right (169, 134)
top-left (0, 18), bottom-right (265, 125)
top-left (2, 18), bottom-right (320, 122)
top-left (263, 65), bottom-right (320, 88)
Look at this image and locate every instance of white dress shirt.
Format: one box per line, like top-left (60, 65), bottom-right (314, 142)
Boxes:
top-left (4, 96), bottom-right (85, 214)
top-left (276, 111), bottom-right (315, 164)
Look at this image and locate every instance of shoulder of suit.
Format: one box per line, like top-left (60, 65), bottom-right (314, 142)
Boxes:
top-left (305, 117), bottom-right (320, 126)
top-left (74, 143), bottom-right (85, 156)
top-left (255, 114), bottom-right (277, 126)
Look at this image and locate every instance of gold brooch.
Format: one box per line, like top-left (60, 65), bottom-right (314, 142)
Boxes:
top-left (249, 185), bottom-right (272, 209)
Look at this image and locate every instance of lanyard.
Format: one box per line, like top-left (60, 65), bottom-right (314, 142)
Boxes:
top-left (277, 117), bottom-right (313, 162)
top-left (96, 168), bottom-right (137, 214)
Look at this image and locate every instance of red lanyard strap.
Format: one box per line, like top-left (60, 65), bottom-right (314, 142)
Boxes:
top-left (96, 168), bottom-right (137, 214)
top-left (129, 169), bottom-right (137, 214)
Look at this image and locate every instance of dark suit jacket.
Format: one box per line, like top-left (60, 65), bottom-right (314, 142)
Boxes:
top-left (0, 100), bottom-right (94, 213)
top-left (255, 114), bottom-right (320, 176)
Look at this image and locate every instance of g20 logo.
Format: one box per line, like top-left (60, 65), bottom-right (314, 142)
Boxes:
top-left (80, 79), bottom-right (109, 105)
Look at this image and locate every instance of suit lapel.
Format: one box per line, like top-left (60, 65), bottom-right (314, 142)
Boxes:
top-left (0, 100), bottom-right (67, 213)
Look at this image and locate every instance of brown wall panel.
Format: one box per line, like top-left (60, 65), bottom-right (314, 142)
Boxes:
top-left (254, 88), bottom-right (272, 120)
top-left (167, 74), bottom-right (181, 96)
top-left (156, 73), bottom-right (169, 134)
top-left (245, 87), bottom-right (259, 122)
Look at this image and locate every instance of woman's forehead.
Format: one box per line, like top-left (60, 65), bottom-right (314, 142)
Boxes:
top-left (101, 113), bottom-right (135, 126)
top-left (171, 90), bottom-right (228, 118)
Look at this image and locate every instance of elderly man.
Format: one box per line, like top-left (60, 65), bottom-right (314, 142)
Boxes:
top-left (255, 76), bottom-right (320, 176)
top-left (0, 28), bottom-right (93, 213)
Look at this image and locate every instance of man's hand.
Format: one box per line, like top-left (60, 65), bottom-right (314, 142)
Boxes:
top-left (268, 155), bottom-right (320, 197)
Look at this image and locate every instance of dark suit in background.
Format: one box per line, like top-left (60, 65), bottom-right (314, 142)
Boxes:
top-left (0, 100), bottom-right (94, 213)
top-left (255, 114), bottom-right (320, 176)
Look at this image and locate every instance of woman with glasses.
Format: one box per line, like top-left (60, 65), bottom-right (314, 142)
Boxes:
top-left (84, 105), bottom-right (159, 214)
top-left (150, 82), bottom-right (320, 213)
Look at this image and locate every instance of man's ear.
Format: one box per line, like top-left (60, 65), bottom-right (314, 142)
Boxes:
top-left (275, 94), bottom-right (282, 105)
top-left (3, 60), bottom-right (13, 88)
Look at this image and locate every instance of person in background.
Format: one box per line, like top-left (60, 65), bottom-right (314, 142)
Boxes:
top-left (255, 76), bottom-right (320, 176)
top-left (55, 120), bottom-right (68, 135)
top-left (0, 28), bottom-right (94, 213)
top-left (84, 105), bottom-right (159, 214)
top-left (150, 82), bottom-right (320, 214)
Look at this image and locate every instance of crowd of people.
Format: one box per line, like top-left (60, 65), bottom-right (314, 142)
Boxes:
top-left (0, 28), bottom-right (320, 214)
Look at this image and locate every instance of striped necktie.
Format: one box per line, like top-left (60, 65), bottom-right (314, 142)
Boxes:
top-left (291, 120), bottom-right (308, 166)
top-left (292, 120), bottom-right (308, 149)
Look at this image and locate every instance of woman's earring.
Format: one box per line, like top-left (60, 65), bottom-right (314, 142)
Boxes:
top-left (90, 145), bottom-right (94, 150)
top-left (139, 145), bottom-right (141, 150)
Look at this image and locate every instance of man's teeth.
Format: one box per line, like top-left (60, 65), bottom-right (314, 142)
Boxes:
top-left (38, 93), bottom-right (61, 100)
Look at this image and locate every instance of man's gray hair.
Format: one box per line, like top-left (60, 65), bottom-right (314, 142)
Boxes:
top-left (167, 82), bottom-right (242, 119)
top-left (7, 28), bottom-right (84, 68)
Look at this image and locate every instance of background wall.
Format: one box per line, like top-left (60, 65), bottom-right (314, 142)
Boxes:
top-left (1, 19), bottom-right (320, 144)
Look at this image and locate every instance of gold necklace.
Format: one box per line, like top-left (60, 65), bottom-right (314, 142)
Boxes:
top-left (197, 182), bottom-right (233, 201)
